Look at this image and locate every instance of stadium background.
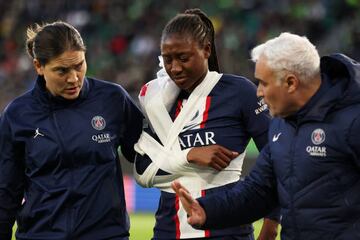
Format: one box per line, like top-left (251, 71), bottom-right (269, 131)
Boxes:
top-left (1, 0), bottom-right (359, 239)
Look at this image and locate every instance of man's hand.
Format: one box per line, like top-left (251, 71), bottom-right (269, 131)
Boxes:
top-left (187, 145), bottom-right (239, 171)
top-left (171, 180), bottom-right (207, 227)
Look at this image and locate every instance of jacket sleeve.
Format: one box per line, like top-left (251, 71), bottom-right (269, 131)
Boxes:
top-left (240, 84), bottom-right (280, 222)
top-left (118, 92), bottom-right (144, 163)
top-left (197, 144), bottom-right (278, 229)
top-left (0, 113), bottom-right (25, 240)
top-left (251, 121), bottom-right (280, 222)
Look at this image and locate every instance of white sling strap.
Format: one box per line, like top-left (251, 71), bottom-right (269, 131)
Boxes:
top-left (135, 71), bottom-right (222, 173)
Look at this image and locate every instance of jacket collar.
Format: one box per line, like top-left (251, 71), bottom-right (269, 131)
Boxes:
top-left (286, 54), bottom-right (360, 125)
top-left (33, 75), bottom-right (90, 110)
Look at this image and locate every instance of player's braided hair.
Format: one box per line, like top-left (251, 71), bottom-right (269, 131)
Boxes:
top-left (161, 8), bottom-right (220, 72)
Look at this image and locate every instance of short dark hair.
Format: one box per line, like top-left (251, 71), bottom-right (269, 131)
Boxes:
top-left (26, 21), bottom-right (86, 65)
top-left (161, 8), bottom-right (220, 72)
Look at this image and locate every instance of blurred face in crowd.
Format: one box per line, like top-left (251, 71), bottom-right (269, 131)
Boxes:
top-left (161, 33), bottom-right (210, 92)
top-left (34, 50), bottom-right (87, 100)
top-left (255, 56), bottom-right (296, 118)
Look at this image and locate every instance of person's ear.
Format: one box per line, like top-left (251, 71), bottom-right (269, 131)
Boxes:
top-left (203, 41), bottom-right (211, 59)
top-left (285, 74), bottom-right (299, 93)
top-left (33, 59), bottom-right (44, 76)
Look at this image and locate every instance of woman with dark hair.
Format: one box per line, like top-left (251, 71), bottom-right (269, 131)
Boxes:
top-left (0, 21), bottom-right (143, 240)
top-left (134, 9), bottom-right (279, 240)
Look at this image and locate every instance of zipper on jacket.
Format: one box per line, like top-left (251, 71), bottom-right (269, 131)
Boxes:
top-left (50, 110), bottom-right (75, 237)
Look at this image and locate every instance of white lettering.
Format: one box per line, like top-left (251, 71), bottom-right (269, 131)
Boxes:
top-left (257, 98), bottom-right (265, 106)
top-left (183, 134), bottom-right (193, 146)
top-left (92, 133), bottom-right (111, 143)
top-left (205, 132), bottom-right (216, 145)
top-left (255, 104), bottom-right (268, 115)
top-left (179, 131), bottom-right (217, 148)
top-left (193, 133), bottom-right (205, 145)
top-left (306, 146), bottom-right (326, 157)
top-left (178, 137), bottom-right (186, 148)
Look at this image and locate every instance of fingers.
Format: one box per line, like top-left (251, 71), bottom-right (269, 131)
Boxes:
top-left (171, 181), bottom-right (190, 195)
top-left (209, 161), bottom-right (224, 171)
top-left (178, 189), bottom-right (204, 226)
top-left (171, 181), bottom-right (207, 228)
top-left (210, 147), bottom-right (239, 170)
top-left (179, 188), bottom-right (195, 204)
top-left (186, 197), bottom-right (206, 227)
top-left (217, 145), bottom-right (239, 159)
top-left (187, 145), bottom-right (240, 170)
top-left (172, 181), bottom-right (195, 216)
top-left (232, 151), bottom-right (240, 157)
top-left (214, 151), bottom-right (232, 168)
top-left (171, 180), bottom-right (182, 194)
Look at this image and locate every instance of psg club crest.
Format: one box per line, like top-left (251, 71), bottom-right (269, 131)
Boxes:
top-left (311, 128), bottom-right (325, 145)
top-left (91, 116), bottom-right (106, 131)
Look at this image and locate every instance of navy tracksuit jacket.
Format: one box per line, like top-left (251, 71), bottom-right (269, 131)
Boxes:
top-left (0, 76), bottom-right (143, 240)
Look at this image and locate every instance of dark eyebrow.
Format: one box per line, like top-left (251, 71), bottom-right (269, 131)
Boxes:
top-left (51, 66), bottom-right (68, 72)
top-left (51, 60), bottom-right (84, 71)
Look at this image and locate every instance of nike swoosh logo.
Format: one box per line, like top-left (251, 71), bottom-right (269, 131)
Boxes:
top-left (272, 133), bottom-right (282, 142)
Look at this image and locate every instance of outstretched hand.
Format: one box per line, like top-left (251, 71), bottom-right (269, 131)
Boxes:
top-left (171, 180), bottom-right (207, 227)
top-left (187, 144), bottom-right (239, 171)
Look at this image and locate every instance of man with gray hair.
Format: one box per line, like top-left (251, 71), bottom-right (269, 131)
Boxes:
top-left (172, 32), bottom-right (360, 239)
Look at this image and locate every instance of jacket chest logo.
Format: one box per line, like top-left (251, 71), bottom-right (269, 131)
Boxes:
top-left (307, 128), bottom-right (326, 157)
top-left (91, 116), bottom-right (106, 130)
top-left (311, 128), bottom-right (325, 145)
top-left (33, 128), bottom-right (45, 138)
top-left (272, 132), bottom-right (282, 142)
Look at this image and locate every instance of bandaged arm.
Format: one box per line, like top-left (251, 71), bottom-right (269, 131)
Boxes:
top-left (133, 128), bottom-right (192, 189)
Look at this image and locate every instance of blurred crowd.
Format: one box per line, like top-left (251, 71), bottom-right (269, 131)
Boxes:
top-left (0, 0), bottom-right (359, 112)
